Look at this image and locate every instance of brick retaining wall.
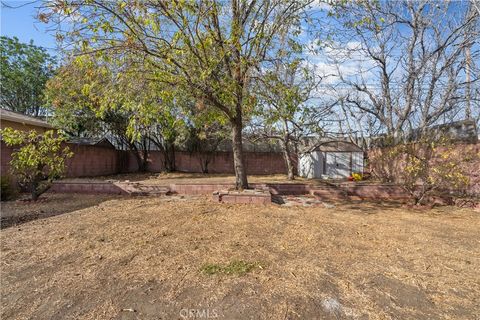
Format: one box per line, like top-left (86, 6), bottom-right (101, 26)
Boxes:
top-left (50, 180), bottom-right (412, 200)
top-left (49, 181), bottom-right (127, 194)
top-left (341, 183), bottom-right (409, 199)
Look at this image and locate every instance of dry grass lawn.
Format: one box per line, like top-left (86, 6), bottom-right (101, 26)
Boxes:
top-left (1, 193), bottom-right (479, 319)
top-left (61, 172), bottom-right (324, 185)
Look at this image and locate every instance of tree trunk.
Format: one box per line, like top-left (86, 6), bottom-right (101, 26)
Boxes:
top-left (30, 178), bottom-right (51, 201)
top-left (231, 117), bottom-right (248, 189)
top-left (203, 159), bottom-right (210, 174)
top-left (141, 148), bottom-right (149, 172)
top-left (282, 138), bottom-right (295, 180)
top-left (198, 153), bottom-right (210, 174)
top-left (134, 150), bottom-right (148, 172)
top-left (164, 141), bottom-right (176, 172)
top-left (31, 184), bottom-right (40, 201)
top-left (128, 142), bottom-right (148, 172)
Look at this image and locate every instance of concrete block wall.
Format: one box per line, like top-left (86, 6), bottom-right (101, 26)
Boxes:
top-left (123, 150), bottom-right (292, 175)
top-left (65, 144), bottom-right (122, 177)
top-left (2, 140), bottom-right (293, 178)
top-left (368, 142), bottom-right (480, 196)
top-left (1, 142), bottom-right (122, 180)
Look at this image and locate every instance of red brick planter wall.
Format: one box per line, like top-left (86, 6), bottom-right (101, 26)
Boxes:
top-left (170, 184), bottom-right (233, 195)
top-left (212, 189), bottom-right (272, 204)
top-left (50, 181), bottom-right (127, 195)
top-left (49, 180), bottom-right (412, 202)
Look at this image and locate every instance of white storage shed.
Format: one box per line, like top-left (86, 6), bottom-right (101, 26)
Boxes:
top-left (299, 141), bottom-right (364, 179)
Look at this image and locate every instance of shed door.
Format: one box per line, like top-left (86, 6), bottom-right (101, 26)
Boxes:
top-left (326, 152), bottom-right (351, 178)
top-left (351, 152), bottom-right (364, 173)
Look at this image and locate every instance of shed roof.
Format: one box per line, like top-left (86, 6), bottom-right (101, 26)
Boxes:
top-left (0, 109), bottom-right (53, 129)
top-left (312, 140), bottom-right (363, 152)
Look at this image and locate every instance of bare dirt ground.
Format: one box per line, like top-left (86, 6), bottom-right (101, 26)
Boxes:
top-left (0, 194), bottom-right (118, 229)
top-left (1, 194), bottom-right (479, 319)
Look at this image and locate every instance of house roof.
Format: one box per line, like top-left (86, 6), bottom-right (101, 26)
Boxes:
top-left (67, 137), bottom-right (116, 149)
top-left (0, 109), bottom-right (53, 129)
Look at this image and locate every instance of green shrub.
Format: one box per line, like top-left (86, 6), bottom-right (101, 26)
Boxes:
top-left (0, 128), bottom-right (73, 201)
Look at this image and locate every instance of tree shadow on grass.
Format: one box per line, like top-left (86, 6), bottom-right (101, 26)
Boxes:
top-left (0, 193), bottom-right (118, 229)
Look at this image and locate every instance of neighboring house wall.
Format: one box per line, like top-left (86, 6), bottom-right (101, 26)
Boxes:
top-left (1, 141), bottom-right (13, 178)
top-left (1, 115), bottom-right (56, 182)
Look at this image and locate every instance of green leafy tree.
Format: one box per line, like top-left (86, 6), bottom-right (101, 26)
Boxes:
top-left (39, 0), bottom-right (311, 189)
top-left (46, 56), bottom-right (181, 172)
top-left (44, 61), bottom-right (102, 137)
top-left (46, 57), bottom-right (147, 170)
top-left (0, 36), bottom-right (56, 116)
top-left (184, 107), bottom-right (229, 174)
top-left (109, 61), bottom-right (188, 173)
top-left (142, 106), bottom-right (185, 172)
top-left (252, 60), bottom-right (328, 180)
top-left (0, 128), bottom-right (73, 201)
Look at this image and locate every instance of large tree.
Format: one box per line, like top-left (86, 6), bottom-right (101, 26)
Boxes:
top-left (39, 0), bottom-right (312, 189)
top-left (323, 0), bottom-right (480, 139)
top-left (0, 36), bottom-right (56, 116)
top-left (252, 59), bottom-right (329, 179)
top-left (45, 57), bottom-right (153, 171)
top-left (44, 60), bottom-right (103, 137)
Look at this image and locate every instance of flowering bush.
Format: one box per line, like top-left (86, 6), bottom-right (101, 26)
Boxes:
top-left (371, 136), bottom-right (470, 205)
top-left (351, 173), bottom-right (363, 181)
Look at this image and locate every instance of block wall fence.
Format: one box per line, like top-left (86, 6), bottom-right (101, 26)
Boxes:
top-left (1, 141), bottom-right (294, 179)
top-left (123, 150), bottom-right (295, 175)
top-left (2, 140), bottom-right (478, 195)
top-left (366, 142), bottom-right (480, 195)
